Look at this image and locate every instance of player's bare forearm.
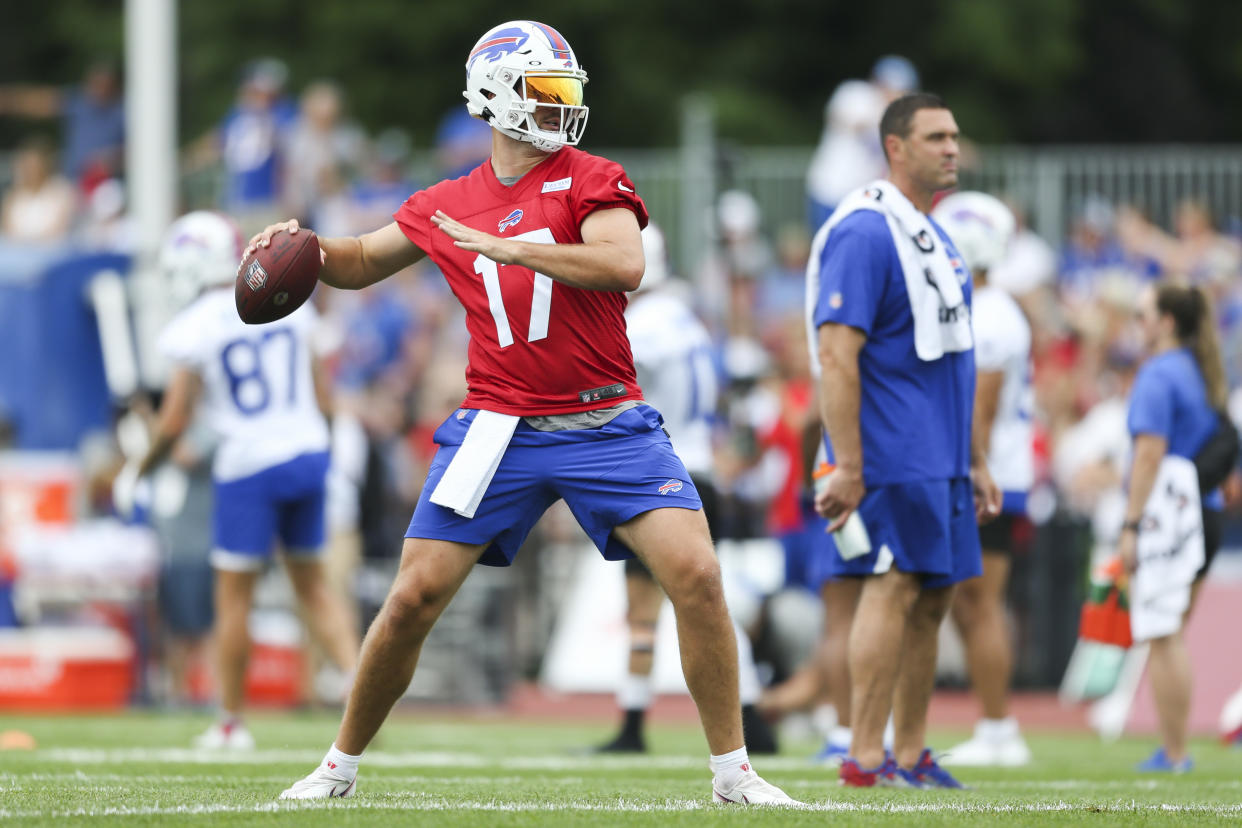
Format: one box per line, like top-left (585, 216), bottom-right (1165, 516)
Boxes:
top-left (311, 356), bottom-right (334, 424)
top-left (431, 207), bottom-right (644, 292)
top-left (972, 370), bottom-right (1003, 464)
top-left (246, 220), bottom-right (423, 291)
top-left (816, 324), bottom-right (865, 473)
top-left (507, 237), bottom-right (643, 291)
top-left (136, 368), bottom-right (200, 478)
top-left (135, 431), bottom-right (177, 479)
top-left (1123, 433), bottom-right (1168, 523)
top-left (319, 223), bottom-right (425, 291)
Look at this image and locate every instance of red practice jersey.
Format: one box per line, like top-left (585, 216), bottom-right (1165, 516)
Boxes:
top-left (395, 147), bottom-right (650, 415)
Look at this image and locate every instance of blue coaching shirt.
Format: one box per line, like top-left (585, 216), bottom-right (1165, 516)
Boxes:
top-left (1128, 347), bottom-right (1223, 508)
top-left (811, 210), bottom-right (975, 486)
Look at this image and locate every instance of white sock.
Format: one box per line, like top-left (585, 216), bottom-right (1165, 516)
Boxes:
top-left (978, 717), bottom-right (1019, 741)
top-left (616, 673), bottom-right (653, 711)
top-left (324, 743), bottom-right (361, 776)
top-left (709, 745), bottom-right (752, 789)
top-left (829, 725), bottom-right (852, 747)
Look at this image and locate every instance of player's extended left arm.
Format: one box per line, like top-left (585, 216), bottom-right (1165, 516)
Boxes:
top-left (431, 207), bottom-right (644, 292)
top-left (135, 367), bottom-right (202, 478)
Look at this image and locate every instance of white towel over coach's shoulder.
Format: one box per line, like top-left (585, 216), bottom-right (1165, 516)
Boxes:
top-left (1129, 453), bottom-right (1205, 642)
top-left (812, 180), bottom-right (973, 361)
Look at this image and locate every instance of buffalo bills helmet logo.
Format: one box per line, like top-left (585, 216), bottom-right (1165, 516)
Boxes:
top-left (468, 26), bottom-right (530, 72)
top-left (498, 209), bottom-right (524, 232)
top-left (658, 479), bottom-right (684, 495)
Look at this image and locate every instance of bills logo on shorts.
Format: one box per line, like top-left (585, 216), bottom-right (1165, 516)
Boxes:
top-left (498, 209), bottom-right (524, 233)
top-left (244, 260), bottom-right (268, 291)
top-left (658, 479), bottom-right (684, 495)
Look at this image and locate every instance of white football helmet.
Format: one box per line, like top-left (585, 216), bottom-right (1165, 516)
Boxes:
top-left (159, 211), bottom-right (244, 301)
top-left (638, 223), bottom-right (670, 291)
top-left (462, 20), bottom-right (589, 153)
top-left (931, 191), bottom-right (1016, 273)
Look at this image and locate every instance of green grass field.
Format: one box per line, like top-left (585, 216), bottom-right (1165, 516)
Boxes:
top-left (1, 710), bottom-right (1239, 825)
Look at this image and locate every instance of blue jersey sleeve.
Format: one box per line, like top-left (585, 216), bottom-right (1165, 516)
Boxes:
top-left (1127, 363), bottom-right (1173, 440)
top-left (812, 212), bottom-right (890, 336)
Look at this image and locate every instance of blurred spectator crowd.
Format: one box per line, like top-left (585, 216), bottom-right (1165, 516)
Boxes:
top-left (2, 55), bottom-right (1241, 706)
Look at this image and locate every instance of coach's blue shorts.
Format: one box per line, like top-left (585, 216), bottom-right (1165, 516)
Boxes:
top-left (406, 406), bottom-right (702, 567)
top-left (211, 450), bottom-right (330, 570)
top-left (821, 476), bottom-right (982, 589)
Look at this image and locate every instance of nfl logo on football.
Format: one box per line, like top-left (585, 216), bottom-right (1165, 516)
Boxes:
top-left (245, 260), bottom-right (268, 292)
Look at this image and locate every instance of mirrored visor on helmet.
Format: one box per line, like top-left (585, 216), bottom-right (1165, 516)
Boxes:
top-left (524, 74), bottom-right (584, 107)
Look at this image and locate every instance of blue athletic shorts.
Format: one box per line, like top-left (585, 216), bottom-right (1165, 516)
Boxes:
top-left (406, 405), bottom-right (702, 567)
top-left (212, 450), bottom-right (330, 567)
top-left (821, 476), bottom-right (982, 589)
top-left (159, 558), bottom-right (214, 635)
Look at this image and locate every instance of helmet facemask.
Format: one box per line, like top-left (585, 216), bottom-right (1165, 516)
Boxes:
top-left (463, 21), bottom-right (590, 153)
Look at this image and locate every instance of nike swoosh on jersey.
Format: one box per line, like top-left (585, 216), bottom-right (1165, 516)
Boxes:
top-left (617, 180), bottom-right (634, 192)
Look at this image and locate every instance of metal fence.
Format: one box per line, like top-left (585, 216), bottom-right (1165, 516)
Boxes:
top-left (14, 140), bottom-right (1230, 278)
top-left (589, 143), bottom-right (1242, 275)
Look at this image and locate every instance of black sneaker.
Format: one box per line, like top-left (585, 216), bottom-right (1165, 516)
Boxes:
top-left (742, 704), bottom-right (779, 755)
top-left (594, 709), bottom-right (647, 753)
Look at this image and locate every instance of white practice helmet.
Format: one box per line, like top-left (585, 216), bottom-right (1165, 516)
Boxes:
top-left (638, 223), bottom-right (670, 290)
top-left (931, 191), bottom-right (1016, 273)
top-left (462, 20), bottom-right (589, 153)
top-left (159, 211), bottom-right (244, 298)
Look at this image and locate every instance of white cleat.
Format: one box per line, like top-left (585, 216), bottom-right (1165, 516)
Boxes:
top-left (193, 721), bottom-right (256, 750)
top-left (279, 762), bottom-right (357, 800)
top-left (941, 720), bottom-right (1032, 767)
top-left (712, 768), bottom-right (801, 805)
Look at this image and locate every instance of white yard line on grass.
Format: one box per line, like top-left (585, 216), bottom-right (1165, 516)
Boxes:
top-left (0, 772), bottom-right (581, 787)
top-left (1, 796), bottom-right (1242, 820)
top-left (6, 771), bottom-right (1241, 795)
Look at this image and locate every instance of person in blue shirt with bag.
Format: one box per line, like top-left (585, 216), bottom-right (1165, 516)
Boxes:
top-left (1121, 282), bottom-right (1232, 773)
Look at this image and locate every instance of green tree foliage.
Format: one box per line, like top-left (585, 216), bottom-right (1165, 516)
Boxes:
top-left (3, 0), bottom-right (1242, 151)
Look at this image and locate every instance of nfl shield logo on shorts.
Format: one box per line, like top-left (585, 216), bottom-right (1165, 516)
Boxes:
top-left (658, 479), bottom-right (683, 495)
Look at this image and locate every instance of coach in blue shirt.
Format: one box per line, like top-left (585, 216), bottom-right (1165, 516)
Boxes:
top-left (807, 93), bottom-right (1001, 788)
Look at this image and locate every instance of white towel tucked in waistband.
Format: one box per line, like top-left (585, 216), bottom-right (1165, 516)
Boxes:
top-left (824, 180), bottom-right (973, 361)
top-left (1129, 453), bottom-right (1204, 642)
top-left (430, 410), bottom-right (520, 519)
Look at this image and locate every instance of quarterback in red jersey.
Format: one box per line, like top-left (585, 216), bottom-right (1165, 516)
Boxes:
top-left (257, 20), bottom-right (795, 806)
top-left (394, 145), bottom-right (647, 414)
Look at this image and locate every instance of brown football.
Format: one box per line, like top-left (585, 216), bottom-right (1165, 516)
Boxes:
top-left (235, 229), bottom-right (321, 324)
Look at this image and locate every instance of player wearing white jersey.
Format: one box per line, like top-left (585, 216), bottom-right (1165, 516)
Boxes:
top-left (932, 192), bottom-right (1033, 767)
top-left (127, 211), bottom-right (358, 749)
top-left (594, 225), bottom-right (776, 755)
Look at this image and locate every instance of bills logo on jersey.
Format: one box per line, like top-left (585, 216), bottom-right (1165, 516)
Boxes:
top-left (498, 209), bottom-right (524, 233)
top-left (244, 260), bottom-right (268, 292)
top-left (658, 479), bottom-right (684, 495)
top-left (468, 26), bottom-right (530, 71)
